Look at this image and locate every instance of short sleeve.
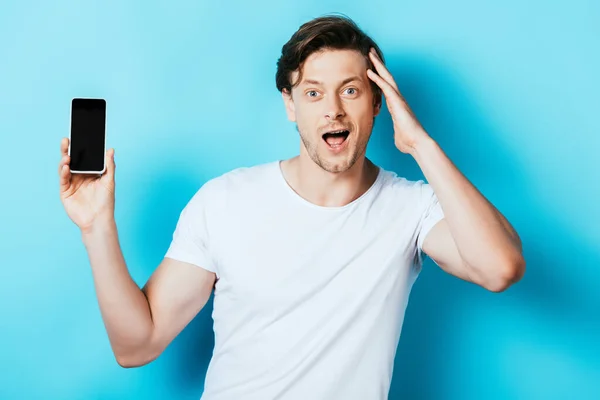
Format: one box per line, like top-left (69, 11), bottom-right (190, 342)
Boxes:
top-left (416, 182), bottom-right (445, 258)
top-left (165, 183), bottom-right (218, 274)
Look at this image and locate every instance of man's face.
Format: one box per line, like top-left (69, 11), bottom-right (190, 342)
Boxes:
top-left (283, 49), bottom-right (381, 174)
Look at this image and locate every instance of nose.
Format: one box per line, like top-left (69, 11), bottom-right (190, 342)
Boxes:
top-left (325, 95), bottom-right (345, 120)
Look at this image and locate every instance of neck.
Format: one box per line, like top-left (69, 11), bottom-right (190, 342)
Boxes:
top-left (280, 154), bottom-right (379, 208)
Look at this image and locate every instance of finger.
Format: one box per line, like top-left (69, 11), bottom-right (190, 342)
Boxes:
top-left (59, 162), bottom-right (71, 192)
top-left (367, 69), bottom-right (400, 103)
top-left (102, 148), bottom-right (115, 182)
top-left (368, 49), bottom-right (397, 91)
top-left (60, 137), bottom-right (69, 156)
top-left (368, 49), bottom-right (399, 93)
top-left (58, 154), bottom-right (70, 175)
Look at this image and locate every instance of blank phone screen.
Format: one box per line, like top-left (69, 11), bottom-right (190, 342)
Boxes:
top-left (70, 98), bottom-right (106, 172)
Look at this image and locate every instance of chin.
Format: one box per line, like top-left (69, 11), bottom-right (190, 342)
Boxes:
top-left (315, 153), bottom-right (358, 174)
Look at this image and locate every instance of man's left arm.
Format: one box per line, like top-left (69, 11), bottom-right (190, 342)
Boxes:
top-left (367, 47), bottom-right (525, 292)
top-left (412, 136), bottom-right (525, 292)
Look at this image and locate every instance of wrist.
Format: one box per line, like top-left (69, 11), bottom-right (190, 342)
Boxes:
top-left (81, 213), bottom-right (116, 241)
top-left (409, 134), bottom-right (438, 161)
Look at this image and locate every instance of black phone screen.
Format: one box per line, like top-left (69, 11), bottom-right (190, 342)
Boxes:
top-left (70, 98), bottom-right (106, 172)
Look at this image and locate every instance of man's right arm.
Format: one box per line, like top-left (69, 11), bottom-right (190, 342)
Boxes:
top-left (82, 216), bottom-right (216, 368)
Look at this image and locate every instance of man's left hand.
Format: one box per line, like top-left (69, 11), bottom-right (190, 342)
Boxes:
top-left (367, 48), bottom-right (431, 155)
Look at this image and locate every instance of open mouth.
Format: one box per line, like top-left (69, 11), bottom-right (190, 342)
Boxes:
top-left (322, 130), bottom-right (350, 148)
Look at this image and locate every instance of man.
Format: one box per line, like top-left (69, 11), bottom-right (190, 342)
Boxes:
top-left (58, 15), bottom-right (525, 400)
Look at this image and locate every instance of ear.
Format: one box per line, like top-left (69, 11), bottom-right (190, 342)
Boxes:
top-left (373, 100), bottom-right (381, 117)
top-left (282, 89), bottom-right (296, 122)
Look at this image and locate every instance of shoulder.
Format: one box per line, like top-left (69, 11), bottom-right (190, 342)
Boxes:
top-left (218, 161), bottom-right (278, 186)
top-left (378, 167), bottom-right (430, 198)
top-left (374, 166), bottom-right (438, 217)
top-left (207, 161), bottom-right (276, 190)
top-left (187, 161), bottom-right (278, 205)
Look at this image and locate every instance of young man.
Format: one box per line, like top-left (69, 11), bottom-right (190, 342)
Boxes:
top-left (58, 15), bottom-right (525, 400)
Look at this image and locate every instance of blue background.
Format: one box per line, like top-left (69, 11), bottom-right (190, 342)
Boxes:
top-left (1, 1), bottom-right (598, 399)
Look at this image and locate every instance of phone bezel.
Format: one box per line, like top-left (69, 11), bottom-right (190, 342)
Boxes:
top-left (68, 97), bottom-right (107, 175)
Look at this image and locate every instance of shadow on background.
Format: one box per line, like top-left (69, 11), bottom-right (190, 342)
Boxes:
top-left (129, 164), bottom-right (217, 398)
top-left (125, 51), bottom-right (600, 399)
top-left (373, 52), bottom-right (600, 399)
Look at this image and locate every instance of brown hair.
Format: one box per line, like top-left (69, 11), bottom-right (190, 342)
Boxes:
top-left (275, 14), bottom-right (385, 108)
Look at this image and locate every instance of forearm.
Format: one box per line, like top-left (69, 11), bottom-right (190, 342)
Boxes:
top-left (411, 136), bottom-right (524, 272)
top-left (81, 217), bottom-right (154, 361)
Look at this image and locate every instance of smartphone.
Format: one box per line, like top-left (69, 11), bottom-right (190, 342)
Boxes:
top-left (69, 98), bottom-right (107, 174)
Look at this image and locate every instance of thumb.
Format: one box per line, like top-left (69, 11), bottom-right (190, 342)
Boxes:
top-left (102, 148), bottom-right (116, 182)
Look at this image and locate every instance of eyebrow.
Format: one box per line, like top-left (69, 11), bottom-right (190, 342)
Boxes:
top-left (300, 76), bottom-right (362, 87)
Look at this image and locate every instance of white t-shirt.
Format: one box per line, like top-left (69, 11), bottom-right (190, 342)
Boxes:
top-left (165, 160), bottom-right (445, 400)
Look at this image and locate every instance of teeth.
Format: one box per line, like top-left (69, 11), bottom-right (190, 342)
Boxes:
top-left (325, 130), bottom-right (348, 135)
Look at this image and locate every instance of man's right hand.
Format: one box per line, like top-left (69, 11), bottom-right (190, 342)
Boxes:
top-left (58, 137), bottom-right (116, 233)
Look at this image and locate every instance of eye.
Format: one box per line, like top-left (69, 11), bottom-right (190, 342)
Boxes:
top-left (306, 90), bottom-right (319, 98)
top-left (345, 87), bottom-right (358, 95)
